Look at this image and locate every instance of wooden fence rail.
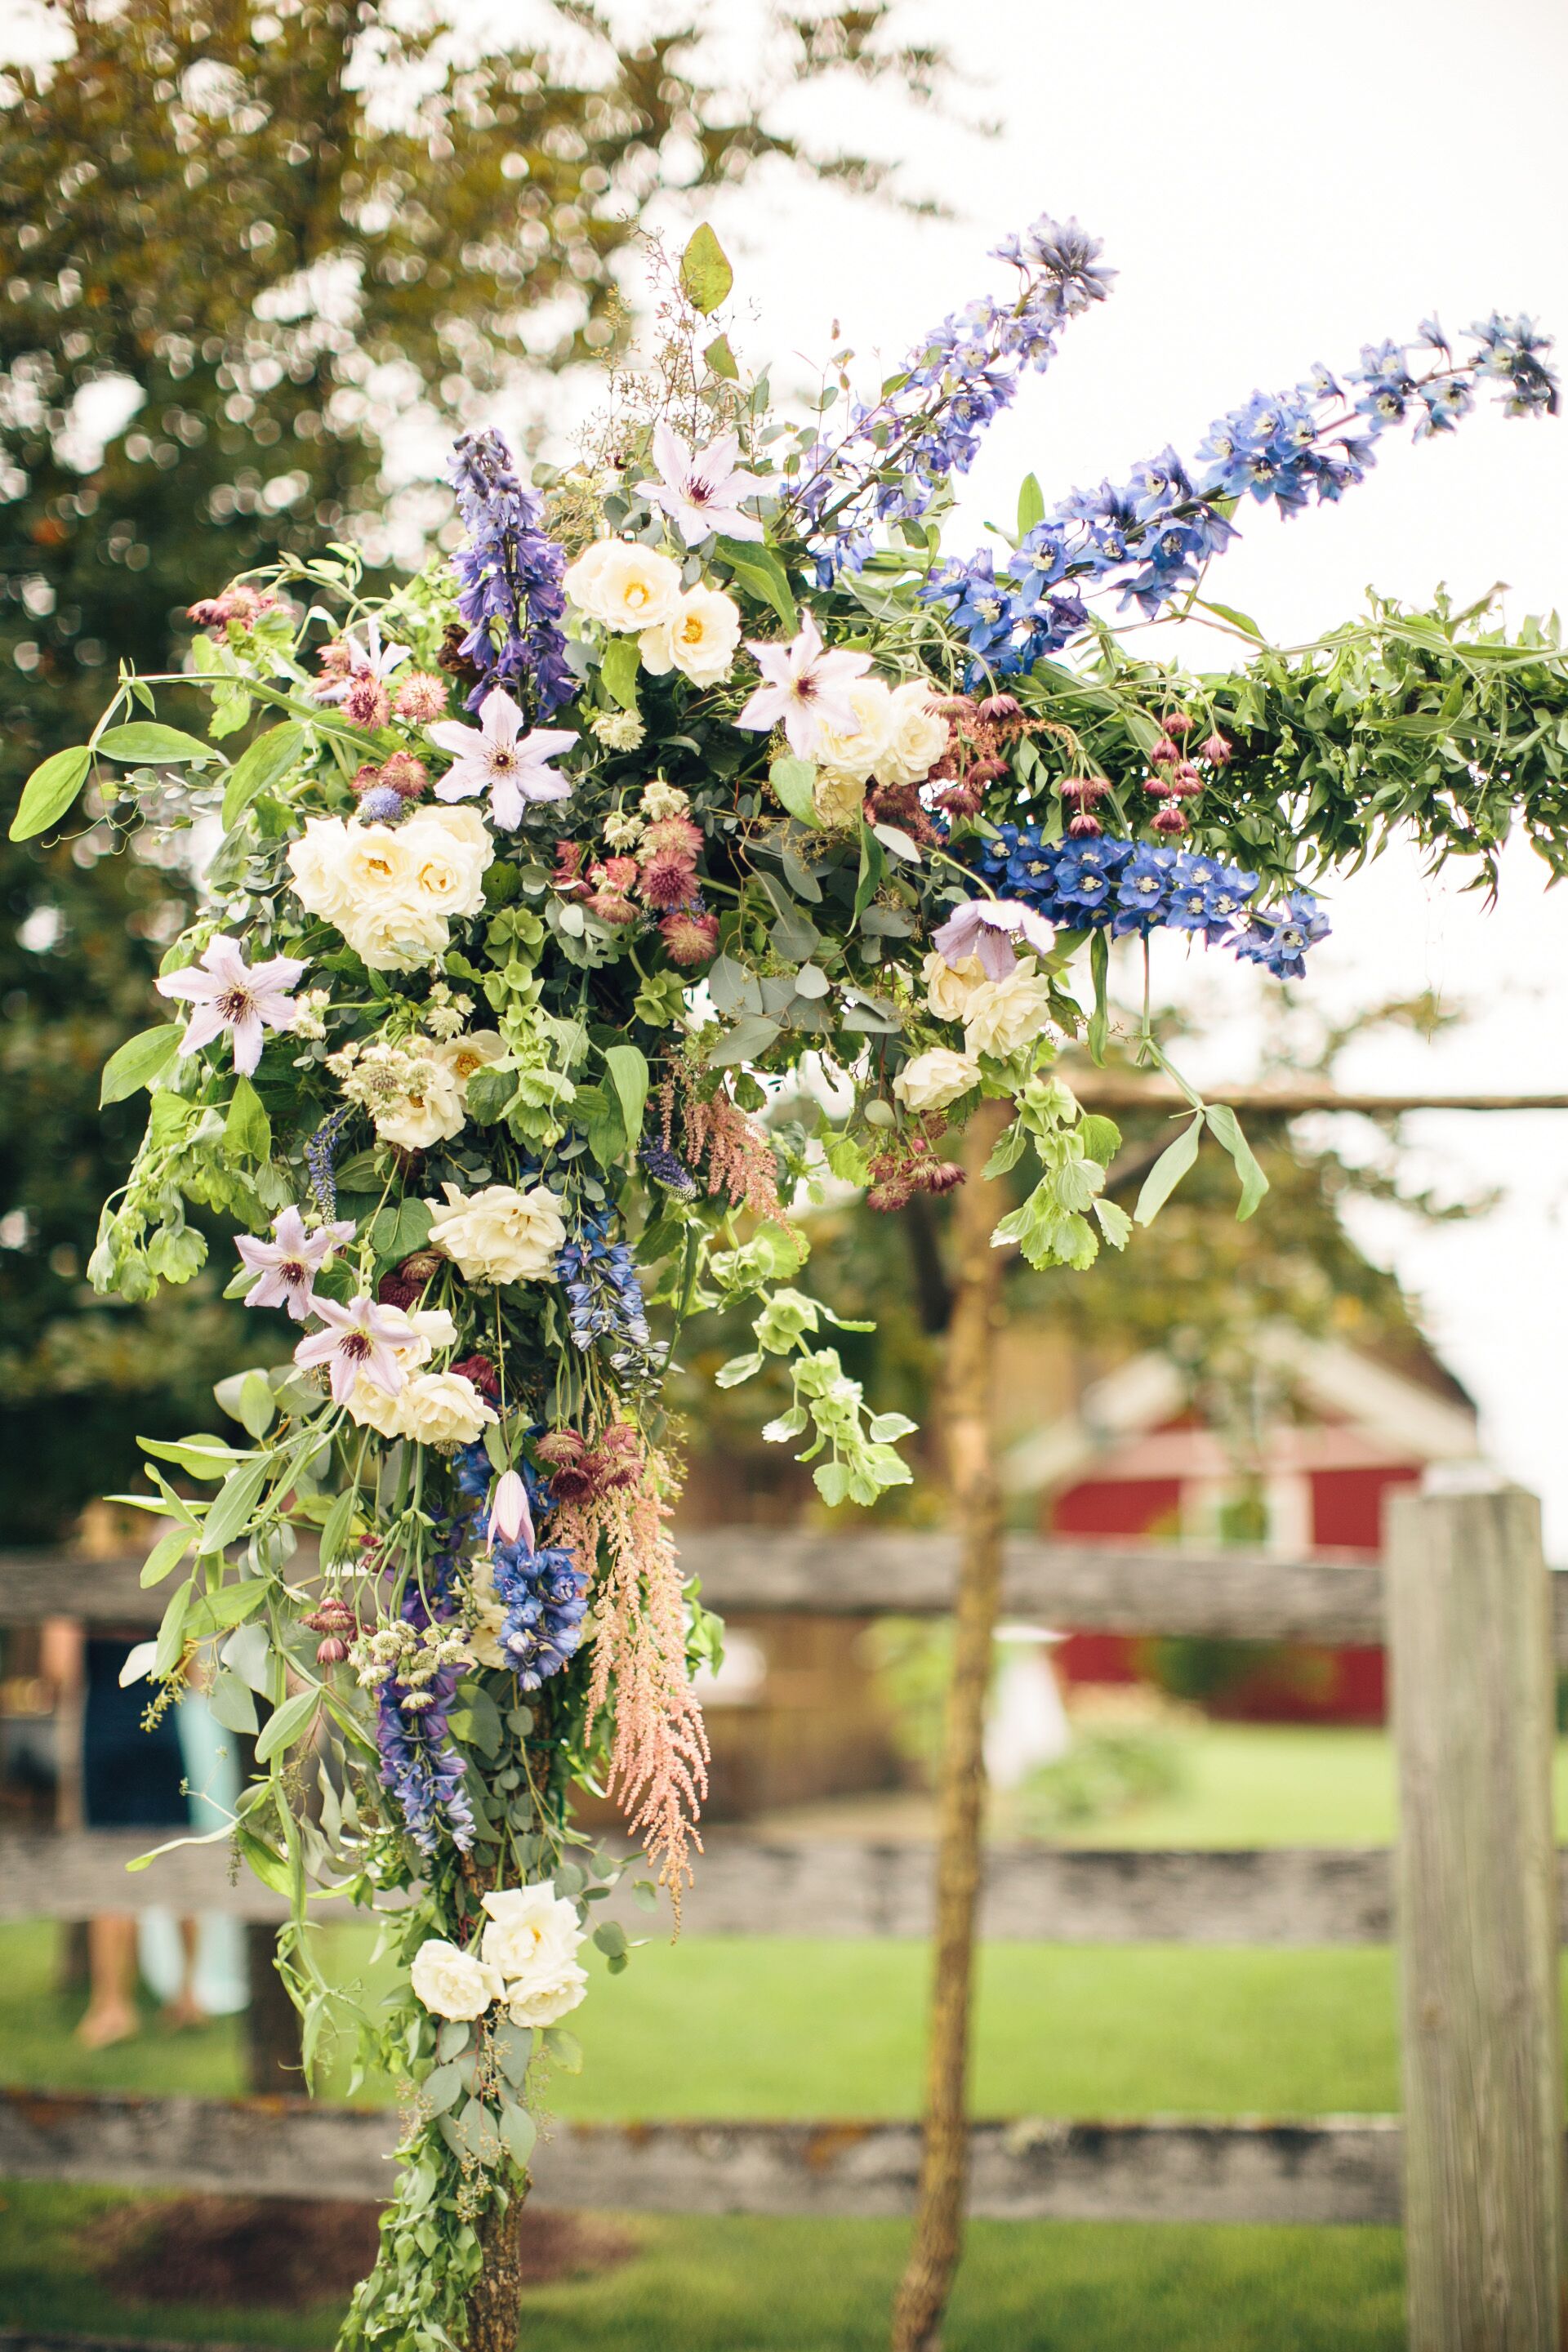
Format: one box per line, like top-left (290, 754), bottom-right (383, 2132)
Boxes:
top-left (0, 2087), bottom-right (1404, 2225)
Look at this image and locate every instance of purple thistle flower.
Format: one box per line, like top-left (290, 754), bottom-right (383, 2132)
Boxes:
top-left (448, 429), bottom-right (574, 719)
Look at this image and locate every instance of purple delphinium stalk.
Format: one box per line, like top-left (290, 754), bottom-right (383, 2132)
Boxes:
top-left (371, 1481), bottom-right (487, 1855)
top-left (454, 1441), bottom-right (587, 1695)
top-left (791, 213), bottom-right (1114, 572)
top-left (926, 314), bottom-right (1559, 682)
top-left (448, 429), bottom-right (573, 719)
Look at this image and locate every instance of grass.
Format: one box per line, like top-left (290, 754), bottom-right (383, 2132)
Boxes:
top-left (0, 1725), bottom-right (1532, 2344)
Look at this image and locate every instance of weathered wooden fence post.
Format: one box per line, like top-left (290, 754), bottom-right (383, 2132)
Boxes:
top-left (1387, 1477), bottom-right (1564, 2352)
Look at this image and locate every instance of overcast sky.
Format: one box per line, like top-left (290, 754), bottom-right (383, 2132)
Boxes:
top-left (9, 0), bottom-right (1568, 1543)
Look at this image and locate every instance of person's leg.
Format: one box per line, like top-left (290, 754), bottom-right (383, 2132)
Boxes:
top-left (76, 1913), bottom-right (140, 2047)
top-left (161, 1917), bottom-right (208, 2030)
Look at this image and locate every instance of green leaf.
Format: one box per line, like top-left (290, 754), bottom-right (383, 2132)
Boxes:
top-left (222, 723), bottom-right (306, 830)
top-left (139, 1526), bottom-right (193, 1588)
top-left (1196, 598), bottom-right (1267, 640)
top-left (424, 2062), bottom-right (466, 2116)
top-left (852, 823), bottom-right (885, 928)
top-left (492, 2018), bottom-right (533, 2087)
top-left (704, 332), bottom-right (738, 381)
top-left (679, 221), bottom-right (733, 314)
top-left (768, 756), bottom-right (819, 827)
top-left (98, 722), bottom-right (216, 764)
top-left (185, 1579), bottom-right (271, 1638)
top-left (154, 1580), bottom-right (194, 1680)
top-left (706, 1014), bottom-right (782, 1067)
top-left (982, 1119), bottom-right (1029, 1178)
top-left (448, 1681), bottom-right (503, 1758)
top-left (140, 1432), bottom-right (241, 1481)
top-left (1134, 1114), bottom-right (1204, 1226)
top-left (100, 1024), bottom-right (181, 1107)
top-left (599, 635), bottom-right (640, 712)
top-left (603, 1043), bottom-right (649, 1144)
top-left (255, 1683), bottom-right (320, 1764)
top-left (370, 1198), bottom-right (434, 1262)
top-left (11, 745), bottom-right (92, 840)
top-left (1093, 1196), bottom-right (1134, 1250)
top-left (225, 1073), bottom-right (271, 1162)
top-left (436, 2020), bottom-right (471, 2063)
top-left (715, 537), bottom-right (796, 633)
top-left (500, 2102), bottom-right (538, 2168)
top-left (207, 1667), bottom-right (259, 1735)
top-left (318, 1486), bottom-right (359, 1571)
top-left (1016, 473), bottom-right (1045, 535)
top-left (592, 1918), bottom-right (629, 1961)
top-left (234, 1824), bottom-right (293, 1895)
top-left (1076, 1112), bottom-right (1122, 1165)
top-left (542, 2025), bottom-right (582, 2074)
top-left (198, 1453), bottom-right (270, 1554)
top-left (1205, 1102), bottom-right (1270, 1221)
top-left (236, 1369), bottom-right (276, 1440)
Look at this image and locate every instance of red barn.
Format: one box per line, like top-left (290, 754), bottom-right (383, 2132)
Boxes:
top-left (1000, 1329), bottom-right (1481, 1725)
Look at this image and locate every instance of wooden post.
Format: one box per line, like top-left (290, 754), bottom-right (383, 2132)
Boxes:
top-left (1387, 1478), bottom-right (1564, 2352)
top-left (465, 2183), bottom-right (523, 2352)
top-left (890, 1099), bottom-right (1010, 2352)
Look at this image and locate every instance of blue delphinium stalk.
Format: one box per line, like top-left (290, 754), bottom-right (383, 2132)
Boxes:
top-left (451, 1441), bottom-right (587, 1694)
top-left (925, 315), bottom-right (1559, 682)
top-left (640, 1138), bottom-right (699, 1199)
top-left (793, 213), bottom-right (1114, 571)
top-left (557, 1209), bottom-right (655, 1371)
top-left (980, 826), bottom-right (1329, 973)
top-left (304, 1102), bottom-right (354, 1220)
top-left (448, 428), bottom-right (573, 718)
top-left (370, 1477), bottom-right (488, 1855)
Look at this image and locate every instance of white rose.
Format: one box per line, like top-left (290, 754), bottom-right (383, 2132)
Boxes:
top-left (427, 1181), bottom-right (568, 1285)
top-left (287, 817), bottom-right (354, 923)
top-left (813, 769), bottom-right (867, 830)
top-left (920, 950), bottom-right (990, 1022)
top-left (876, 681), bottom-right (950, 786)
top-left (402, 805), bottom-right (492, 915)
top-left (564, 537), bottom-right (682, 633)
top-left (639, 585), bottom-right (742, 688)
top-left (467, 1555), bottom-right (509, 1670)
top-left (410, 1938), bottom-right (503, 2021)
top-left (401, 1370), bottom-right (497, 1446)
top-left (893, 1046), bottom-right (982, 1112)
top-left (480, 1882), bottom-right (590, 2027)
top-left (962, 968), bottom-right (1055, 1059)
top-left (372, 1054), bottom-right (466, 1152)
top-left (340, 893), bottom-right (451, 973)
top-left (815, 677), bottom-right (893, 786)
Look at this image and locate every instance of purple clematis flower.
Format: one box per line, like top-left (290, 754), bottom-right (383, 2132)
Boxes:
top-left (735, 609), bottom-right (870, 759)
top-left (933, 898), bottom-right (1057, 977)
top-left (235, 1205), bottom-right (356, 1322)
top-left (294, 1295), bottom-right (413, 1406)
top-left (638, 422), bottom-right (765, 546)
top-left (427, 686), bottom-right (577, 827)
top-left (155, 935), bottom-right (306, 1076)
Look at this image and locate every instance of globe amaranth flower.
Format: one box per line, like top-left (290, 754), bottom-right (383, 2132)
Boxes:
top-left (448, 427), bottom-right (573, 717)
top-left (155, 935), bottom-right (306, 1076)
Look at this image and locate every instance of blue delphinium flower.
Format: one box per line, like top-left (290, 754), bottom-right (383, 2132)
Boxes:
top-left (925, 314), bottom-right (1559, 681)
top-left (372, 1492), bottom-right (482, 1856)
top-left (556, 1209), bottom-right (659, 1379)
top-left (488, 1538), bottom-right (590, 1691)
top-left (641, 1138), bottom-right (699, 1199)
top-left (975, 827), bottom-right (1325, 974)
top-left (304, 1102), bottom-right (355, 1220)
top-left (448, 428), bottom-right (573, 718)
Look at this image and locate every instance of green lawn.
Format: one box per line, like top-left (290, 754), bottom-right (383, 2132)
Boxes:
top-left (0, 1726), bottom-right (1530, 2345)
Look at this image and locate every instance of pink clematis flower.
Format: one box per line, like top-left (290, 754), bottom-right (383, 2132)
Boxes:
top-left (735, 610), bottom-right (871, 760)
top-left (155, 935), bottom-right (306, 1076)
top-left (315, 614), bottom-right (410, 704)
top-left (235, 1205), bottom-right (356, 1322)
top-left (294, 1295), bottom-right (414, 1407)
top-left (637, 422), bottom-right (765, 546)
top-left (427, 688), bottom-right (577, 828)
top-left (933, 898), bottom-right (1057, 978)
top-left (487, 1468), bottom-right (536, 1554)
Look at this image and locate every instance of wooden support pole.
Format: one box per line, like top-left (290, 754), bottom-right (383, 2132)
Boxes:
top-left (890, 1100), bottom-right (1010, 2352)
top-left (1387, 1479), bottom-right (1564, 2352)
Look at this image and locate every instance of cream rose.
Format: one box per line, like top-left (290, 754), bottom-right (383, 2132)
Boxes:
top-left (564, 537), bottom-right (681, 633)
top-left (815, 677), bottom-right (893, 786)
top-left (410, 1938), bottom-right (503, 2021)
top-left (343, 1307), bottom-right (459, 1431)
top-left (480, 1883), bottom-right (589, 2029)
top-left (876, 680), bottom-right (951, 786)
top-left (348, 1369), bottom-right (495, 1446)
top-left (427, 1181), bottom-right (568, 1285)
top-left (285, 808), bottom-right (492, 973)
top-left (813, 769), bottom-right (868, 830)
top-left (639, 584), bottom-right (741, 688)
top-left (375, 1052), bottom-right (466, 1152)
top-left (920, 950), bottom-right (990, 1022)
top-left (466, 1554), bottom-right (509, 1671)
top-left (962, 968), bottom-right (1055, 1059)
top-left (893, 1046), bottom-right (981, 1112)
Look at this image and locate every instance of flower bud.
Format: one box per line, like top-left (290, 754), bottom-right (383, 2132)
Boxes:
top-left (487, 1468), bottom-right (535, 1555)
top-left (1152, 799), bottom-right (1187, 835)
top-left (1200, 733), bottom-right (1233, 765)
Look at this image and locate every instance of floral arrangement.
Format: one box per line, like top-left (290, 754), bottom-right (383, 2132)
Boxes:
top-left (15, 216), bottom-right (1553, 2346)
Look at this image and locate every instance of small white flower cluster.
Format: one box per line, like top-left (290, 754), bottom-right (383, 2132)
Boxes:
top-left (327, 1027), bottom-right (505, 1153)
top-left (421, 981), bottom-right (475, 1042)
top-left (411, 1882), bottom-right (590, 2029)
top-left (350, 1616), bottom-right (474, 1707)
top-left (599, 780), bottom-right (692, 857)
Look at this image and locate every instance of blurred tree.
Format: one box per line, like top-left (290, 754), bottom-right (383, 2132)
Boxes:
top-left (0, 0), bottom-right (940, 1539)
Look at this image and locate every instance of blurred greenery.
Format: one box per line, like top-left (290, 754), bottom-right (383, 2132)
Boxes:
top-left (0, 0), bottom-right (937, 1538)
